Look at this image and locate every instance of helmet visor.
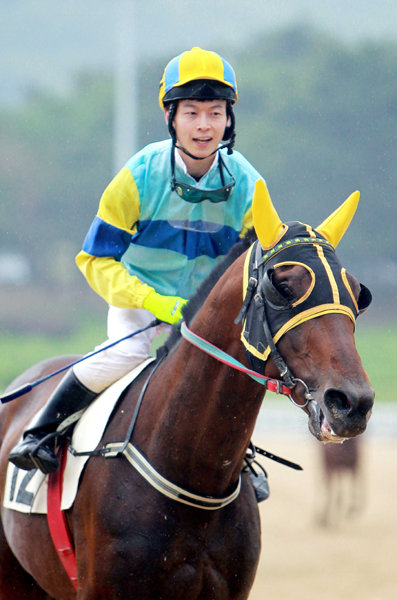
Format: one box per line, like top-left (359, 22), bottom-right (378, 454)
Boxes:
top-left (163, 80), bottom-right (236, 105)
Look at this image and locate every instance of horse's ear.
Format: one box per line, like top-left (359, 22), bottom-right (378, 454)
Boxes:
top-left (316, 191), bottom-right (360, 248)
top-left (253, 179), bottom-right (286, 249)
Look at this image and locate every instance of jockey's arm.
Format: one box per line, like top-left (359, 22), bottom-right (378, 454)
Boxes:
top-left (76, 166), bottom-right (152, 309)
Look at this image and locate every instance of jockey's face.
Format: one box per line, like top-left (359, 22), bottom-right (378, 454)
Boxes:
top-left (164, 99), bottom-right (229, 177)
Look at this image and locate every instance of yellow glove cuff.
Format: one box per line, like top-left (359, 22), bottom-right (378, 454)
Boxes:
top-left (143, 290), bottom-right (188, 324)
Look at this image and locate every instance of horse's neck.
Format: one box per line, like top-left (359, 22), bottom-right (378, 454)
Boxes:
top-left (135, 256), bottom-right (264, 497)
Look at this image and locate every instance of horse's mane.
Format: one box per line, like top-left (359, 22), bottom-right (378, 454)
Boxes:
top-left (159, 228), bottom-right (257, 355)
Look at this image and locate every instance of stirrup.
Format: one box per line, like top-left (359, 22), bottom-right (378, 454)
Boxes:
top-left (243, 443), bottom-right (270, 503)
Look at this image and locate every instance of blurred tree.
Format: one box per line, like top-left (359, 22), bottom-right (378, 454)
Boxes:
top-left (235, 26), bottom-right (397, 271)
top-left (0, 72), bottom-right (113, 285)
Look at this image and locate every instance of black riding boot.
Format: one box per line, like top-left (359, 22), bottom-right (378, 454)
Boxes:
top-left (9, 370), bottom-right (98, 474)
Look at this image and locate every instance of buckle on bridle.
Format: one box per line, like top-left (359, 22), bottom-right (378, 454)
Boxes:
top-left (274, 380), bottom-right (284, 394)
top-left (288, 378), bottom-right (314, 408)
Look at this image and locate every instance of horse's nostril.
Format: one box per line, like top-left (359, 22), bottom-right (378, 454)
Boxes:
top-left (324, 388), bottom-right (352, 416)
top-left (323, 386), bottom-right (374, 437)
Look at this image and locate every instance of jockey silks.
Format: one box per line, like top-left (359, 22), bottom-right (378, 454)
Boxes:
top-left (76, 139), bottom-right (263, 307)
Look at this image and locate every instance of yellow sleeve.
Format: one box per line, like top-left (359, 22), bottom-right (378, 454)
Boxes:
top-left (76, 167), bottom-right (153, 308)
top-left (97, 166), bottom-right (140, 234)
top-left (76, 251), bottom-right (153, 309)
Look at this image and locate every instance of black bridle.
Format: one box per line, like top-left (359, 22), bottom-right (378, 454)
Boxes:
top-left (235, 240), bottom-right (314, 406)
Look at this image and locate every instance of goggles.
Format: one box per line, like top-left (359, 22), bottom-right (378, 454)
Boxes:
top-left (170, 149), bottom-right (235, 204)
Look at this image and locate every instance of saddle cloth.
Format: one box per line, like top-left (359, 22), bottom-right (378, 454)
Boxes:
top-left (3, 358), bottom-right (155, 514)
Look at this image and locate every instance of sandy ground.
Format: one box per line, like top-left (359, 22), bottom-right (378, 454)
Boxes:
top-left (248, 434), bottom-right (397, 600)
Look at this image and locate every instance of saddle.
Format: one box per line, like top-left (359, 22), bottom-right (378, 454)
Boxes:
top-left (3, 358), bottom-right (155, 514)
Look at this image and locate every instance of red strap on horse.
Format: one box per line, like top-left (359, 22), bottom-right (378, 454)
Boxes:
top-left (47, 443), bottom-right (78, 590)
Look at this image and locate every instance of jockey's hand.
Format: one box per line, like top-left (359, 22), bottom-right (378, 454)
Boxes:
top-left (143, 290), bottom-right (188, 324)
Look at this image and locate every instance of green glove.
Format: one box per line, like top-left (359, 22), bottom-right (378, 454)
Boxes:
top-left (143, 290), bottom-right (188, 324)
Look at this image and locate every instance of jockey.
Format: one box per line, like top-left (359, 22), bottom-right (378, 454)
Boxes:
top-left (9, 47), bottom-right (267, 498)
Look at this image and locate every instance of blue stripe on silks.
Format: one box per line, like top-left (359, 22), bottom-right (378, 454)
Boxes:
top-left (82, 217), bottom-right (132, 260)
top-left (133, 220), bottom-right (240, 260)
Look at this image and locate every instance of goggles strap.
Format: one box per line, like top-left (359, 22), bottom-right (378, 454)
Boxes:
top-left (172, 140), bottom-right (233, 162)
top-left (170, 145), bottom-right (234, 193)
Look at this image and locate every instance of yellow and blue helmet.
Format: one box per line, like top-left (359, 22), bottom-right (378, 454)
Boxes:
top-left (159, 47), bottom-right (238, 109)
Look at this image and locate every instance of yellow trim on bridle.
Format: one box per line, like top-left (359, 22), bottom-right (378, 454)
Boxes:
top-left (315, 244), bottom-right (340, 304)
top-left (271, 261), bottom-right (316, 308)
top-left (242, 244), bottom-right (254, 298)
top-left (341, 267), bottom-right (359, 313)
top-left (241, 304), bottom-right (356, 362)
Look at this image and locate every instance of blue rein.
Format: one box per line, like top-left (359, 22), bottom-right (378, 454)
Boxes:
top-left (0, 319), bottom-right (160, 403)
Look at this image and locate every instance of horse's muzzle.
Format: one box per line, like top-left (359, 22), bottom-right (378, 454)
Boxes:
top-left (307, 384), bottom-right (374, 443)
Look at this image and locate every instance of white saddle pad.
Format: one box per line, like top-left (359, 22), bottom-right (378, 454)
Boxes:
top-left (3, 358), bottom-right (155, 514)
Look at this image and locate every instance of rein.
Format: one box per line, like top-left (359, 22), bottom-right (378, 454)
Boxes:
top-left (68, 325), bottom-right (301, 510)
top-left (180, 321), bottom-right (313, 409)
top-left (180, 321), bottom-right (293, 397)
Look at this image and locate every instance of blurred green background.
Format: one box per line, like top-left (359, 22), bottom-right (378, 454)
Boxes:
top-left (1, 322), bottom-right (393, 403)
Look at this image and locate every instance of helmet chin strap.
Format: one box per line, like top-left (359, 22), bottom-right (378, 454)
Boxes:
top-left (173, 141), bottom-right (231, 161)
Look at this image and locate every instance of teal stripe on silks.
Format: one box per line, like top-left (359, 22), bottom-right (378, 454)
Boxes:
top-left (180, 322), bottom-right (271, 386)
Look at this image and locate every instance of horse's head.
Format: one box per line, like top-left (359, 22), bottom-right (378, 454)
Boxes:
top-left (243, 181), bottom-right (374, 443)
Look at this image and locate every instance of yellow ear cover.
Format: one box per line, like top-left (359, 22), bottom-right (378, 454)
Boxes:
top-left (252, 179), bottom-right (285, 250)
top-left (316, 191), bottom-right (360, 248)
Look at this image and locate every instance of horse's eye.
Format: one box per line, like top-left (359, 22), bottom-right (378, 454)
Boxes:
top-left (260, 270), bottom-right (292, 309)
top-left (265, 263), bottom-right (315, 308)
top-left (275, 282), bottom-right (294, 300)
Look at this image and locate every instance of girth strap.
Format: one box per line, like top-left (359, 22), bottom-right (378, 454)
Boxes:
top-left (103, 441), bottom-right (241, 510)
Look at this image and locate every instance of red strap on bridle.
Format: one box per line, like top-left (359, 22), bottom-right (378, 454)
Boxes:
top-left (47, 443), bottom-right (78, 590)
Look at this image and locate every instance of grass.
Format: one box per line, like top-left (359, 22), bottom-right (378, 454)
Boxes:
top-left (0, 321), bottom-right (395, 402)
top-left (0, 320), bottom-right (106, 392)
top-left (354, 324), bottom-right (395, 402)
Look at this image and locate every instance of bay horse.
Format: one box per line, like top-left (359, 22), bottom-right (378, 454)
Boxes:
top-left (0, 181), bottom-right (374, 599)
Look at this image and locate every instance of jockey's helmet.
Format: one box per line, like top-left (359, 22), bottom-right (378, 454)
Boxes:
top-left (159, 46), bottom-right (238, 109)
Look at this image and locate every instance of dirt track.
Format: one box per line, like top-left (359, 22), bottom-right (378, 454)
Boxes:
top-left (248, 434), bottom-right (397, 600)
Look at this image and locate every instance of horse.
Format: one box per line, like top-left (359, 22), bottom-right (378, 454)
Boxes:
top-left (316, 436), bottom-right (365, 527)
top-left (0, 181), bottom-right (374, 599)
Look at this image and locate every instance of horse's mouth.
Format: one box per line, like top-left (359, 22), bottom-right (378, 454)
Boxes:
top-left (307, 400), bottom-right (347, 444)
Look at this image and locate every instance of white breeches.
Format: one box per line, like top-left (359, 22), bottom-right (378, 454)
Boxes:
top-left (73, 306), bottom-right (160, 393)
